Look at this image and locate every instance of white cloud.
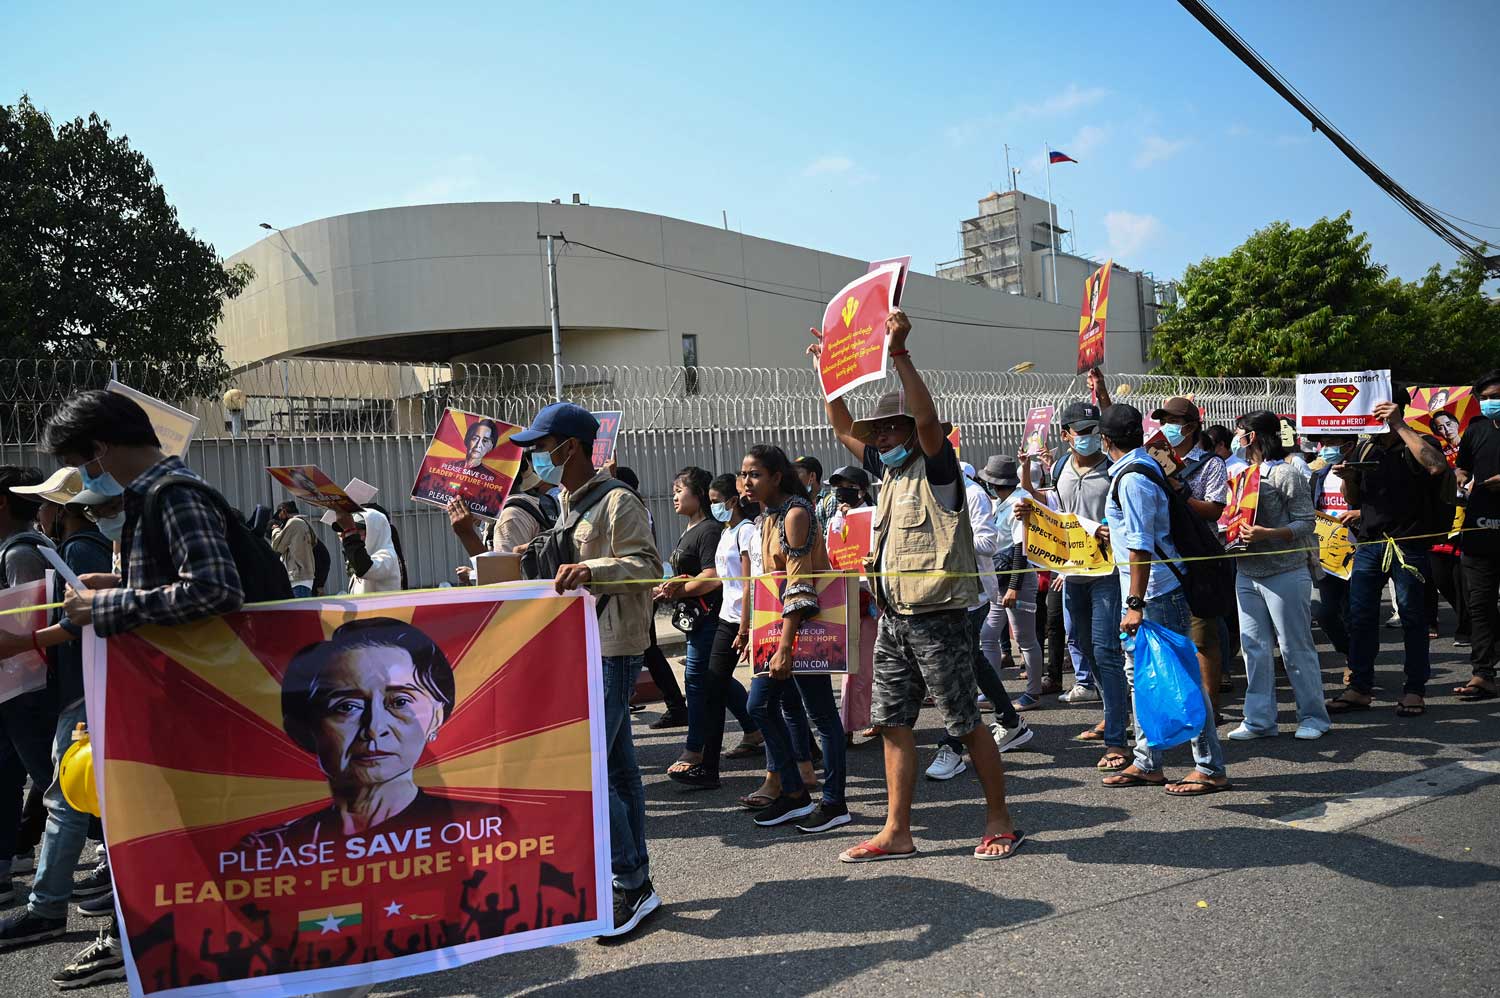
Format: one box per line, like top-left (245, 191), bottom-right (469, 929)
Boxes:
top-left (1133, 135), bottom-right (1190, 169)
top-left (802, 155), bottom-right (854, 177)
top-left (1103, 210), bottom-right (1162, 260)
top-left (1011, 83), bottom-right (1110, 119)
top-left (401, 155), bottom-right (484, 204)
top-left (1025, 125), bottom-right (1110, 175)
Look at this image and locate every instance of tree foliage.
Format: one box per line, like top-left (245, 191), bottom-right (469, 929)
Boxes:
top-left (1151, 212), bottom-right (1499, 385)
top-left (0, 94), bottom-right (252, 399)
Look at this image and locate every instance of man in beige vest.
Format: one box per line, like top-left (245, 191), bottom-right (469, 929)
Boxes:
top-left (810, 310), bottom-right (1022, 862)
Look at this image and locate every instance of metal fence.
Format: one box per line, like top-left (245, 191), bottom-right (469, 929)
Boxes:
top-left (0, 359), bottom-right (1296, 588)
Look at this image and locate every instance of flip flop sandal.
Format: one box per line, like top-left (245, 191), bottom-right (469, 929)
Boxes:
top-left (738, 793), bottom-right (776, 810)
top-left (839, 841), bottom-right (920, 864)
top-left (1325, 697), bottom-right (1371, 715)
top-left (974, 831), bottom-right (1026, 861)
top-left (1456, 685), bottom-right (1498, 702)
top-left (668, 764), bottom-right (721, 790)
top-left (1096, 753), bottom-right (1131, 772)
top-left (723, 740), bottom-right (764, 759)
top-left (1395, 702), bottom-right (1427, 717)
top-left (1102, 771), bottom-right (1167, 788)
top-left (1165, 778), bottom-right (1233, 797)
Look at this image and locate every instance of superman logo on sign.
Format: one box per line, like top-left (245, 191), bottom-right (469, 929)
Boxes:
top-left (1320, 384), bottom-right (1359, 413)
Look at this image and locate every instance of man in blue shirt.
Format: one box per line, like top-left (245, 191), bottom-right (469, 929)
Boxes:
top-left (1098, 404), bottom-right (1229, 795)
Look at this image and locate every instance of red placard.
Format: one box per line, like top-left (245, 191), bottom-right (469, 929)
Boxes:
top-left (947, 424), bottom-right (962, 463)
top-left (1220, 464), bottom-right (1262, 546)
top-left (591, 411), bottom-right (622, 469)
top-left (818, 263), bottom-right (902, 402)
top-left (267, 466), bottom-right (362, 515)
top-left (1077, 260), bottom-right (1112, 375)
top-left (825, 509), bottom-right (874, 574)
top-left (410, 408), bottom-right (523, 519)
top-left (1023, 406), bottom-right (1055, 455)
top-left (749, 574), bottom-right (858, 675)
top-left (867, 256), bottom-right (911, 306)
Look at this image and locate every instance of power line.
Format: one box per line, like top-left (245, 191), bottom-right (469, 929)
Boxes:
top-left (1177, 0), bottom-right (1500, 276)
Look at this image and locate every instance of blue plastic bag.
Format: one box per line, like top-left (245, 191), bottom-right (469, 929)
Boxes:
top-left (1129, 620), bottom-right (1208, 749)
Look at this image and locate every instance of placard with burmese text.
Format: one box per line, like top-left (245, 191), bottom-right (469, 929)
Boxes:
top-left (83, 585), bottom-right (610, 998)
top-left (817, 263), bottom-right (902, 402)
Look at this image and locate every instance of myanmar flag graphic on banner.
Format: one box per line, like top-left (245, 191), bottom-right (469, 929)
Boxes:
top-left (86, 585), bottom-right (611, 998)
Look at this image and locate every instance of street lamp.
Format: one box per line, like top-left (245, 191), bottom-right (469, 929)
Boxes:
top-left (258, 222), bottom-right (276, 231)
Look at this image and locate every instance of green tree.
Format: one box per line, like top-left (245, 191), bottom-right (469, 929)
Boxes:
top-left (0, 94), bottom-right (252, 401)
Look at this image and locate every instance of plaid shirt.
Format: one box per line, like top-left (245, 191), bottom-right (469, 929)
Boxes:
top-left (91, 456), bottom-right (245, 637)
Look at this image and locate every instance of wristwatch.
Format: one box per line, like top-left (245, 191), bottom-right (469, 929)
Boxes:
top-left (1125, 595), bottom-right (1146, 612)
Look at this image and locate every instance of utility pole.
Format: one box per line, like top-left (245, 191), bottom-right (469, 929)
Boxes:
top-left (539, 232), bottom-right (564, 401)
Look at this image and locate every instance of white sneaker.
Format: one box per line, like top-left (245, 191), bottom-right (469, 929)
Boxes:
top-left (991, 719), bottom-right (1034, 753)
top-left (925, 745), bottom-right (966, 780)
top-left (1061, 685), bottom-right (1101, 704)
top-left (1227, 723), bottom-right (1276, 740)
top-left (1294, 723), bottom-right (1326, 740)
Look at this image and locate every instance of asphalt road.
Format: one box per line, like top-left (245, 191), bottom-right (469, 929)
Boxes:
top-left (6, 610), bottom-right (1497, 998)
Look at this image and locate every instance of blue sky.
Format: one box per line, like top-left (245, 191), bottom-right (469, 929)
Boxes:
top-left (7, 1), bottom-right (1496, 286)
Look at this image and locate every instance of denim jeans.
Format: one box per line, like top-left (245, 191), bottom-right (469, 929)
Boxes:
top-left (29, 701), bottom-right (91, 919)
top-left (601, 655), bottom-right (649, 890)
top-left (681, 616), bottom-right (725, 754)
top-left (1059, 582), bottom-right (1094, 688)
top-left (1315, 574), bottom-right (1351, 658)
top-left (1347, 540), bottom-right (1432, 697)
top-left (291, 584), bottom-right (313, 598)
top-left (748, 672), bottom-right (845, 806)
top-left (1123, 587), bottom-right (1227, 776)
top-left (1065, 574), bottom-right (1128, 747)
top-left (698, 619), bottom-right (761, 774)
top-left (0, 689), bottom-right (59, 879)
top-left (1237, 569), bottom-right (1332, 735)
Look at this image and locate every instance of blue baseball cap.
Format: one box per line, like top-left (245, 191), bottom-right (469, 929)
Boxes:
top-left (510, 402), bottom-right (600, 447)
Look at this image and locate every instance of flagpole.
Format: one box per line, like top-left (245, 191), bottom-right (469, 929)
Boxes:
top-left (1044, 144), bottom-right (1060, 303)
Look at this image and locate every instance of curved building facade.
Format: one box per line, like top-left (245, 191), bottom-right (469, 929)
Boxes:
top-left (218, 201), bottom-right (1157, 375)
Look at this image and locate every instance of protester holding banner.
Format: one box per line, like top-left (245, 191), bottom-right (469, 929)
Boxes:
top-left (1310, 434), bottom-right (1357, 674)
top-left (334, 506), bottom-right (403, 594)
top-left (810, 309), bottom-right (1022, 862)
top-left (512, 401), bottom-right (664, 937)
top-left (672, 475), bottom-right (764, 789)
top-left (1326, 389), bottom-right (1449, 718)
top-left (739, 445), bottom-right (849, 833)
top-left (826, 466), bottom-right (876, 738)
top-left (1223, 412), bottom-right (1330, 742)
top-left (447, 453), bottom-right (558, 559)
top-left (1453, 369), bottom-right (1500, 701)
top-left (1097, 403), bottom-right (1230, 795)
top-left (43, 389), bottom-right (248, 987)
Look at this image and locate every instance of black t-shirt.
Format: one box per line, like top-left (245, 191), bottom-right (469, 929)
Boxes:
top-left (1458, 417), bottom-right (1500, 555)
top-left (1353, 434), bottom-right (1442, 542)
top-left (670, 518), bottom-right (724, 614)
top-left (862, 439), bottom-right (962, 512)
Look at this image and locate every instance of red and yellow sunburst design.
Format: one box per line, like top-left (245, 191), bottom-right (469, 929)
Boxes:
top-left (100, 591), bottom-right (605, 994)
top-left (410, 408), bottom-right (524, 519)
top-left (747, 573), bottom-right (858, 675)
top-left (1405, 386), bottom-right (1475, 466)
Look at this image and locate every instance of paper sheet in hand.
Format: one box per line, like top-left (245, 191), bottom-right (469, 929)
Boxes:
top-left (39, 545), bottom-right (84, 591)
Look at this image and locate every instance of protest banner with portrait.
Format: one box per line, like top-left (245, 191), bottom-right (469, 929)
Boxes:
top-left (1405, 386), bottom-right (1475, 466)
top-left (590, 411), bottom-right (623, 468)
top-left (84, 585), bottom-right (610, 998)
top-left (109, 381), bottom-right (200, 458)
top-left (825, 509), bottom-right (874, 575)
top-left (411, 408), bottom-right (524, 519)
top-left (749, 574), bottom-right (858, 675)
top-left (1314, 512), bottom-right (1355, 580)
top-left (268, 465), bottom-right (362, 515)
top-left (1023, 406), bottom-right (1055, 456)
top-left (1076, 260), bottom-right (1112, 375)
top-left (1295, 370), bottom-right (1392, 434)
top-left (817, 263), bottom-right (902, 402)
top-left (1023, 504), bottom-right (1112, 577)
top-left (1221, 465), bottom-right (1262, 547)
top-left (0, 577), bottom-right (50, 705)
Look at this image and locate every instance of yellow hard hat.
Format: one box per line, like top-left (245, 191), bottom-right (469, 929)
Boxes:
top-left (59, 724), bottom-right (99, 817)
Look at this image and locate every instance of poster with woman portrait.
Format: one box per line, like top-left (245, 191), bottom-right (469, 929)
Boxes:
top-left (267, 465), bottom-right (362, 515)
top-left (84, 586), bottom-right (610, 998)
top-left (749, 573), bottom-right (858, 675)
top-left (1405, 386), bottom-right (1475, 467)
top-left (410, 408), bottom-right (524, 519)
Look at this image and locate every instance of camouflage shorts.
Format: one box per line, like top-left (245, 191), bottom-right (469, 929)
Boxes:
top-left (871, 609), bottom-right (982, 738)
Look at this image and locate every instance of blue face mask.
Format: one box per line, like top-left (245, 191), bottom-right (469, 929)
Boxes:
top-left (81, 453), bottom-right (126, 498)
top-left (1161, 423), bottom-right (1188, 447)
top-left (1231, 435), bottom-right (1251, 459)
top-left (94, 512), bottom-right (126, 542)
top-left (530, 442), bottom-right (569, 486)
top-left (710, 502), bottom-right (732, 523)
top-left (1481, 399), bottom-right (1500, 419)
top-left (1318, 446), bottom-right (1344, 464)
top-left (879, 443), bottom-right (911, 468)
top-left (1072, 433), bottom-right (1102, 456)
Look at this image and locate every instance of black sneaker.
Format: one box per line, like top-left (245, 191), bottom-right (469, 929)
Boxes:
top-left (0, 909), bottom-right (66, 950)
top-left (52, 929), bottom-right (125, 990)
top-left (648, 707), bottom-right (688, 730)
top-left (76, 891), bottom-right (115, 918)
top-left (11, 853), bottom-right (35, 876)
top-left (795, 802), bottom-right (851, 834)
top-left (0, 880), bottom-right (13, 905)
top-left (72, 861), bottom-right (112, 900)
top-left (753, 793), bottom-right (816, 827)
top-left (599, 879), bottom-right (660, 939)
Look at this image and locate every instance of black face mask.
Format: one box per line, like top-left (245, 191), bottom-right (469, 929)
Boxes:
top-left (740, 500), bottom-right (762, 520)
top-left (834, 486), bottom-right (862, 506)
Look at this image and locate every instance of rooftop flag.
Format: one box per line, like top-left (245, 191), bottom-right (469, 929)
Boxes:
top-left (1049, 150), bottom-right (1078, 164)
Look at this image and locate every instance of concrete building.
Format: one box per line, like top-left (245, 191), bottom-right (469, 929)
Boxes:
top-left (218, 200), bottom-right (1159, 377)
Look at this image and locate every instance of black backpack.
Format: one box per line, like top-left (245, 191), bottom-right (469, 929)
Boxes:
top-left (1109, 461), bottom-right (1235, 619)
top-left (142, 475), bottom-right (294, 604)
top-left (485, 491), bottom-right (561, 548)
top-left (309, 524), bottom-right (332, 595)
top-left (0, 529), bottom-right (56, 586)
top-left (521, 479), bottom-right (633, 612)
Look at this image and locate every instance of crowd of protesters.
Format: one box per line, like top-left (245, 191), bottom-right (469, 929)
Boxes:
top-left (0, 313), bottom-right (1496, 989)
